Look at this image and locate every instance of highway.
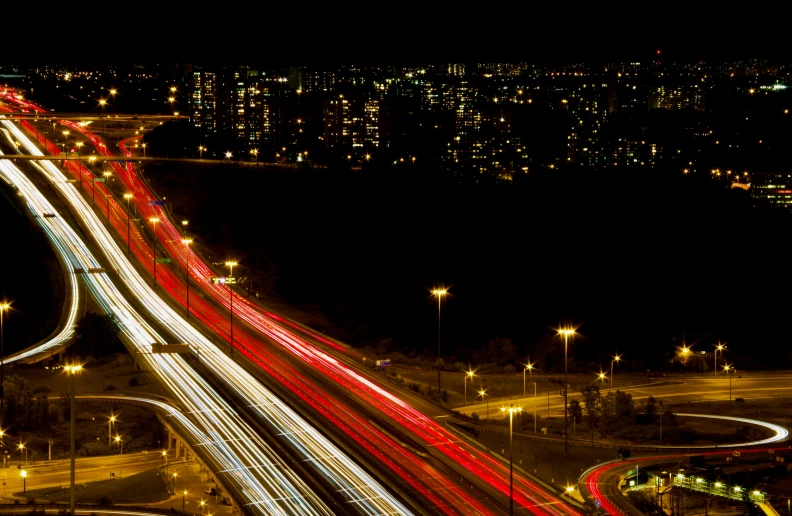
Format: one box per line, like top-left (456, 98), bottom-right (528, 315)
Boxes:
top-left (0, 115), bottom-right (409, 515)
top-left (32, 112), bottom-right (588, 513)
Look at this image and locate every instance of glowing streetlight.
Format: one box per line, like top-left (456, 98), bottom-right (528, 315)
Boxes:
top-left (225, 261), bottom-right (238, 355)
top-left (225, 151), bottom-right (233, 161)
top-left (714, 342), bottom-right (726, 376)
top-left (501, 404), bottom-right (522, 515)
top-left (108, 413), bottom-right (117, 447)
top-left (109, 88), bottom-right (117, 112)
top-left (17, 442), bottom-right (27, 463)
top-left (478, 388), bottom-right (489, 419)
top-left (0, 301), bottom-right (10, 412)
top-left (64, 363), bottom-right (83, 516)
top-left (75, 141), bottom-right (83, 157)
top-left (597, 371), bottom-right (607, 384)
top-left (183, 489), bottom-right (188, 513)
top-left (250, 148), bottom-right (258, 164)
top-left (168, 96), bottom-right (175, 114)
top-left (123, 193), bottom-right (133, 255)
top-left (182, 239), bottom-right (193, 318)
top-left (523, 362), bottom-right (534, 397)
top-left (149, 217), bottom-right (160, 287)
top-left (723, 364), bottom-right (735, 401)
top-left (21, 470), bottom-right (26, 493)
top-left (610, 353), bottom-right (622, 392)
top-left (464, 369), bottom-right (476, 405)
top-left (198, 145), bottom-right (206, 159)
top-left (114, 435), bottom-right (124, 478)
top-left (557, 327), bottom-right (577, 457)
top-left (431, 288), bottom-right (448, 392)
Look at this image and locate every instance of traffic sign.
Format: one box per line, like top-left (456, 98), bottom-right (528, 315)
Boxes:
top-left (151, 343), bottom-right (191, 354)
top-left (155, 258), bottom-right (172, 264)
top-left (93, 177), bottom-right (106, 182)
top-left (376, 359), bottom-right (391, 367)
top-left (148, 200), bottom-right (165, 206)
top-left (211, 277), bottom-right (236, 284)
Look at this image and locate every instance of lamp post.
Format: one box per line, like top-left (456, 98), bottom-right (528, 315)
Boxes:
top-left (0, 301), bottom-right (10, 412)
top-left (108, 414), bottom-right (116, 448)
top-left (598, 371), bottom-right (607, 385)
top-left (75, 141), bottom-right (83, 158)
top-left (17, 442), bottom-right (27, 464)
top-left (123, 194), bottom-right (133, 255)
top-left (523, 362), bottom-right (534, 397)
top-left (21, 470), bottom-right (26, 493)
top-left (198, 145), bottom-right (206, 159)
top-left (251, 149), bottom-right (258, 164)
top-left (149, 217), bottom-right (160, 287)
top-left (141, 143), bottom-right (147, 158)
top-left (501, 404), bottom-right (522, 516)
top-left (715, 343), bottom-right (726, 376)
top-left (168, 96), bottom-right (175, 115)
top-left (114, 435), bottom-right (124, 478)
top-left (431, 288), bottom-right (448, 392)
top-left (109, 88), bottom-right (117, 113)
top-left (225, 261), bottom-right (237, 355)
top-left (161, 450), bottom-right (169, 477)
top-left (182, 239), bottom-right (193, 317)
top-left (464, 369), bottom-right (475, 405)
top-left (723, 364), bottom-right (734, 401)
top-left (534, 381), bottom-right (538, 434)
top-left (183, 490), bottom-right (188, 513)
top-left (65, 364), bottom-right (83, 516)
top-left (172, 472), bottom-right (178, 491)
top-left (478, 388), bottom-right (489, 419)
top-left (610, 353), bottom-right (622, 392)
top-left (558, 327), bottom-right (577, 457)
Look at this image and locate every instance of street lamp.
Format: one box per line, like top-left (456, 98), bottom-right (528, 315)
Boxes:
top-left (114, 435), bottom-right (124, 478)
top-left (198, 145), bottom-right (206, 159)
top-left (225, 151), bottom-right (233, 161)
top-left (183, 490), bottom-right (188, 513)
top-left (723, 364), bottom-right (734, 401)
top-left (168, 96), bottom-right (175, 114)
top-left (501, 404), bottom-right (522, 516)
top-left (149, 217), bottom-right (160, 287)
top-left (478, 388), bottom-right (489, 419)
top-left (141, 143), bottom-right (147, 157)
top-left (64, 363), bottom-right (83, 516)
top-left (250, 148), bottom-right (258, 164)
top-left (161, 450), bottom-right (168, 476)
top-left (75, 141), bottom-right (83, 157)
top-left (108, 414), bottom-right (117, 448)
top-left (610, 353), bottom-right (622, 392)
top-left (109, 88), bottom-right (117, 113)
top-left (598, 371), bottom-right (607, 384)
top-left (21, 470), bottom-right (26, 493)
top-left (225, 261), bottom-right (237, 355)
top-left (182, 239), bottom-right (193, 317)
top-left (557, 327), bottom-right (577, 457)
top-left (523, 361), bottom-right (534, 397)
top-left (123, 193), bottom-right (133, 255)
top-left (714, 342), bottom-right (726, 376)
top-left (172, 472), bottom-right (178, 490)
top-left (431, 288), bottom-right (448, 392)
top-left (17, 442), bottom-right (27, 463)
top-left (464, 369), bottom-right (476, 405)
top-left (0, 301), bottom-right (10, 412)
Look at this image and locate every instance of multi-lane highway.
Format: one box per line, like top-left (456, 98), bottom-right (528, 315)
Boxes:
top-left (0, 111), bottom-right (413, 515)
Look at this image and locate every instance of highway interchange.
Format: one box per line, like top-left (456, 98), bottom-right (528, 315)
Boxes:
top-left (2, 90), bottom-right (791, 515)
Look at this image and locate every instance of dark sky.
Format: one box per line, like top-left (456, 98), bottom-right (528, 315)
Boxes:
top-left (7, 12), bottom-right (789, 67)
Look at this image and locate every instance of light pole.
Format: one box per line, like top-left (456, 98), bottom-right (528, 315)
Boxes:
top-left (250, 148), bottom-right (258, 164)
top-left (17, 442), bottom-right (27, 464)
top-left (65, 364), bottom-right (82, 516)
top-left (114, 435), bottom-right (124, 478)
top-left (534, 381), bottom-right (538, 434)
top-left (523, 362), bottom-right (534, 397)
top-left (714, 343), bottom-right (726, 376)
top-left (501, 404), bottom-right (522, 516)
top-left (0, 301), bottom-right (10, 412)
top-left (149, 217), bottom-right (160, 287)
top-left (108, 414), bottom-right (116, 448)
top-left (225, 261), bottom-right (237, 355)
top-left (431, 288), bottom-right (448, 392)
top-left (172, 472), bottom-right (178, 491)
top-left (168, 96), bottom-right (175, 115)
top-left (75, 141), bottom-right (83, 157)
top-left (598, 371), bottom-right (607, 385)
top-left (464, 369), bottom-right (475, 405)
top-left (109, 88), bottom-right (117, 113)
top-left (161, 450), bottom-right (168, 477)
top-left (183, 239), bottom-right (193, 317)
top-left (723, 364), bottom-right (734, 400)
top-left (478, 388), bottom-right (489, 419)
top-left (198, 145), bottom-right (206, 159)
top-left (142, 143), bottom-right (147, 157)
top-left (610, 353), bottom-right (622, 392)
top-left (183, 490), bottom-right (188, 513)
top-left (124, 193), bottom-right (133, 255)
top-left (558, 327), bottom-right (577, 457)
top-left (21, 470), bottom-right (26, 493)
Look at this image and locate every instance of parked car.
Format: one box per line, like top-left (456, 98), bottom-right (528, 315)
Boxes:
top-left (221, 497), bottom-right (231, 506)
top-left (204, 488), bottom-right (217, 496)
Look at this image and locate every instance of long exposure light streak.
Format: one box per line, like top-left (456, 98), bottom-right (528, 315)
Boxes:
top-left (0, 118), bottom-right (411, 515)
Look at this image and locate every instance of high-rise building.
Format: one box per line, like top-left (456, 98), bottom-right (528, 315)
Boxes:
top-left (752, 172), bottom-right (792, 208)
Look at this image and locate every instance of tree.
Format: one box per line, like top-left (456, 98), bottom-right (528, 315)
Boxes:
top-left (2, 375), bottom-right (35, 429)
top-left (580, 385), bottom-right (602, 429)
top-left (70, 312), bottom-right (121, 358)
top-left (569, 399), bottom-right (583, 424)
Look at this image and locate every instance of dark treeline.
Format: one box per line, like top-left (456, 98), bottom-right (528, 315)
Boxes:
top-left (143, 158), bottom-right (792, 373)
